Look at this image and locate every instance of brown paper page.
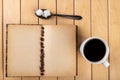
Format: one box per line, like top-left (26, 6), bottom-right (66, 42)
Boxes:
top-left (7, 24), bottom-right (76, 76)
top-left (7, 25), bottom-right (41, 76)
top-left (44, 25), bottom-right (76, 76)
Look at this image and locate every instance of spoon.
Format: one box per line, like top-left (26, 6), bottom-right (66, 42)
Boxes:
top-left (35, 9), bottom-right (82, 20)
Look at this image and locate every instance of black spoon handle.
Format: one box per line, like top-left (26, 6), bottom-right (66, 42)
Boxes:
top-left (52, 14), bottom-right (82, 20)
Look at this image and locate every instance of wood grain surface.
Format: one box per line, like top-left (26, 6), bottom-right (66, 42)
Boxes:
top-left (75, 0), bottom-right (91, 80)
top-left (21, 0), bottom-right (39, 80)
top-left (0, 0), bottom-right (120, 80)
top-left (57, 0), bottom-right (74, 80)
top-left (110, 0), bottom-right (120, 80)
top-left (21, 0), bottom-right (38, 24)
top-left (39, 0), bottom-right (56, 24)
top-left (39, 0), bottom-right (57, 80)
top-left (91, 0), bottom-right (108, 80)
top-left (3, 0), bottom-right (21, 80)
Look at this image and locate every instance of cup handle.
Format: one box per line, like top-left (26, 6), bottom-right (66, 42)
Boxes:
top-left (102, 60), bottom-right (110, 68)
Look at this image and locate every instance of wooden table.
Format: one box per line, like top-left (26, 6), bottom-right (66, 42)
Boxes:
top-left (0, 0), bottom-right (120, 80)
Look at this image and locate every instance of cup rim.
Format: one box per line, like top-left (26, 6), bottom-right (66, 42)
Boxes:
top-left (80, 37), bottom-right (109, 64)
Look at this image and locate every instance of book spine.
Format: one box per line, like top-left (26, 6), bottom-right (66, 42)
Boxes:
top-left (40, 26), bottom-right (45, 75)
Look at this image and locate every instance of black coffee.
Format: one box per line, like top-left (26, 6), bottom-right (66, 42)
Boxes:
top-left (83, 39), bottom-right (106, 62)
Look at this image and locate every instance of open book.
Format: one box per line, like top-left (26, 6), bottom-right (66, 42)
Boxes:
top-left (6, 24), bottom-right (77, 76)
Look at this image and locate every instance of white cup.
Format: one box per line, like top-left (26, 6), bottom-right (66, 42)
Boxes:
top-left (80, 37), bottom-right (110, 67)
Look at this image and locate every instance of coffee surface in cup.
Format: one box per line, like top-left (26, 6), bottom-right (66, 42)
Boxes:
top-left (83, 39), bottom-right (106, 62)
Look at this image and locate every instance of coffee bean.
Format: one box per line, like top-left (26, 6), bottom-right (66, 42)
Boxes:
top-left (41, 27), bottom-right (44, 30)
top-left (41, 69), bottom-right (45, 72)
top-left (40, 59), bottom-right (43, 62)
top-left (40, 42), bottom-right (44, 45)
top-left (41, 45), bottom-right (44, 48)
top-left (40, 42), bottom-right (43, 45)
top-left (40, 37), bottom-right (44, 41)
top-left (41, 72), bottom-right (44, 75)
top-left (41, 34), bottom-right (44, 36)
top-left (40, 49), bottom-right (44, 52)
top-left (41, 55), bottom-right (44, 57)
top-left (41, 30), bottom-right (44, 33)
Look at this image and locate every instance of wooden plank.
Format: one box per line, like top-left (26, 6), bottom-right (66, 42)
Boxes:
top-left (21, 0), bottom-right (39, 80)
top-left (5, 77), bottom-right (21, 80)
top-left (58, 77), bottom-right (74, 80)
top-left (40, 77), bottom-right (57, 80)
top-left (0, 0), bottom-right (3, 79)
top-left (3, 0), bottom-right (21, 80)
top-left (91, 0), bottom-right (108, 80)
top-left (57, 0), bottom-right (74, 80)
top-left (21, 0), bottom-right (38, 24)
top-left (39, 0), bottom-right (57, 80)
top-left (110, 0), bottom-right (120, 79)
top-left (22, 77), bottom-right (39, 80)
top-left (39, 0), bottom-right (56, 24)
top-left (75, 0), bottom-right (91, 80)
top-left (57, 0), bottom-right (73, 24)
